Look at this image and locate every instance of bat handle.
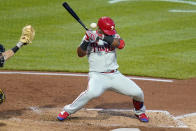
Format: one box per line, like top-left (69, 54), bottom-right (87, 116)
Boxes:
top-left (78, 20), bottom-right (88, 30)
top-left (84, 26), bottom-right (88, 30)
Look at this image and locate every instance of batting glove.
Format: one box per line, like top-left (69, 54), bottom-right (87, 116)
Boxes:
top-left (85, 30), bottom-right (98, 43)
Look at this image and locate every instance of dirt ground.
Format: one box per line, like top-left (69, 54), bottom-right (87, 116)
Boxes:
top-left (0, 71), bottom-right (195, 131)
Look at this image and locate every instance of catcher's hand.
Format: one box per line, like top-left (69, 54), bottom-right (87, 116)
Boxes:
top-left (19, 25), bottom-right (35, 45)
top-left (0, 89), bottom-right (5, 104)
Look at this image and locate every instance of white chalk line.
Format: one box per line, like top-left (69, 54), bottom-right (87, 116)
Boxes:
top-left (159, 0), bottom-right (196, 5)
top-left (109, 0), bottom-right (196, 5)
top-left (176, 112), bottom-right (196, 119)
top-left (29, 106), bottom-right (191, 128)
top-left (29, 107), bottom-right (42, 114)
top-left (0, 71), bottom-right (173, 82)
top-left (112, 128), bottom-right (141, 131)
top-left (109, 0), bottom-right (196, 13)
top-left (109, 0), bottom-right (129, 4)
top-left (169, 9), bottom-right (196, 13)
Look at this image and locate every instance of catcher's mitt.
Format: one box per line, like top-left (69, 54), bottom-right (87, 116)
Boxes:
top-left (0, 89), bottom-right (5, 104)
top-left (19, 25), bottom-right (35, 45)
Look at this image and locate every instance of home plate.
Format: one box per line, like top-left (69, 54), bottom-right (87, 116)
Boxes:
top-left (112, 128), bottom-right (141, 131)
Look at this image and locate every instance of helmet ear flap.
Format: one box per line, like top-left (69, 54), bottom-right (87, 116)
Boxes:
top-left (0, 44), bottom-right (5, 53)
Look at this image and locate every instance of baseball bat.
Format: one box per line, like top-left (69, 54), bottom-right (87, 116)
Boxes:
top-left (62, 2), bottom-right (88, 30)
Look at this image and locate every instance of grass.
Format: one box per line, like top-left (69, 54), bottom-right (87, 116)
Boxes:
top-left (0, 0), bottom-right (196, 79)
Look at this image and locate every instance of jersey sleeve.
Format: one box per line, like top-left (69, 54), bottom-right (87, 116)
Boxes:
top-left (0, 54), bottom-right (5, 67)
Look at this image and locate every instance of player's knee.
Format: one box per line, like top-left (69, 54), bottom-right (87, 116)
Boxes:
top-left (132, 89), bottom-right (144, 101)
top-left (137, 89), bottom-right (144, 96)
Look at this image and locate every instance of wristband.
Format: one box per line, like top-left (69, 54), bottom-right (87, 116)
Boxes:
top-left (16, 42), bottom-right (23, 48)
top-left (80, 40), bottom-right (89, 51)
top-left (12, 46), bottom-right (19, 53)
top-left (103, 36), bottom-right (114, 45)
top-left (12, 42), bottom-right (24, 53)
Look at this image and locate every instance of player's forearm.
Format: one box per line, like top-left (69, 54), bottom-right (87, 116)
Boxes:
top-left (2, 42), bottom-right (23, 60)
top-left (77, 47), bottom-right (86, 57)
top-left (111, 38), bottom-right (121, 48)
top-left (103, 36), bottom-right (125, 49)
top-left (77, 39), bottom-right (89, 57)
top-left (2, 50), bottom-right (14, 60)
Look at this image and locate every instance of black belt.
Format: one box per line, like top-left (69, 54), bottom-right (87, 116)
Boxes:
top-left (101, 69), bottom-right (117, 73)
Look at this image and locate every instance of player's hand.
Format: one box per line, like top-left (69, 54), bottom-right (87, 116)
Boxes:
top-left (19, 25), bottom-right (35, 45)
top-left (85, 30), bottom-right (98, 43)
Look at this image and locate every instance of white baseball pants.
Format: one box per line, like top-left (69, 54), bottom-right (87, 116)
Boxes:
top-left (63, 71), bottom-right (146, 115)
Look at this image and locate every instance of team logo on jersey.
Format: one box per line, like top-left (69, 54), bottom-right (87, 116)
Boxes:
top-left (90, 42), bottom-right (114, 53)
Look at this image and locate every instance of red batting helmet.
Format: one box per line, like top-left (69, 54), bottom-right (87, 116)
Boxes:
top-left (97, 16), bottom-right (116, 35)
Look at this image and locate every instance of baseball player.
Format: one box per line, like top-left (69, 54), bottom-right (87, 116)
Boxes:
top-left (57, 16), bottom-right (149, 122)
top-left (0, 25), bottom-right (35, 105)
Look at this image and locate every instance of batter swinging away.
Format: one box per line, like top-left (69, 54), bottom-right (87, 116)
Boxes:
top-left (57, 16), bottom-right (149, 122)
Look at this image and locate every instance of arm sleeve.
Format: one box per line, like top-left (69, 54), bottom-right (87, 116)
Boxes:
top-left (0, 54), bottom-right (5, 67)
top-left (79, 35), bottom-right (90, 51)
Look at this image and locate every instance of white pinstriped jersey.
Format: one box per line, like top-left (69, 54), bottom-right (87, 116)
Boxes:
top-left (80, 31), bottom-right (119, 72)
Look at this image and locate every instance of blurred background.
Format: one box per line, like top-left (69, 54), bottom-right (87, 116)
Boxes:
top-left (0, 0), bottom-right (195, 79)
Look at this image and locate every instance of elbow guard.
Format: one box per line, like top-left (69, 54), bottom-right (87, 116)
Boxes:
top-left (103, 35), bottom-right (114, 45)
top-left (118, 39), bottom-right (125, 49)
